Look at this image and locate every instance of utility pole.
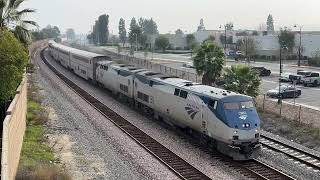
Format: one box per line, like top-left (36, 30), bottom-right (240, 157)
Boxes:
top-left (278, 45), bottom-right (288, 104)
top-left (294, 24), bottom-right (303, 67)
top-left (135, 33), bottom-right (138, 52)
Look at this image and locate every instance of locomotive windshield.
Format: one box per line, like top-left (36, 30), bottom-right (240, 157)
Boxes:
top-left (224, 101), bottom-right (254, 110)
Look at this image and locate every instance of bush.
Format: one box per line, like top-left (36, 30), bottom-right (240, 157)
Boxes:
top-left (260, 55), bottom-right (266, 59)
top-left (308, 57), bottom-right (320, 67)
top-left (0, 30), bottom-right (28, 103)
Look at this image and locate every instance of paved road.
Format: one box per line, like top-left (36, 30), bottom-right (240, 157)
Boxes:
top-left (94, 46), bottom-right (320, 109)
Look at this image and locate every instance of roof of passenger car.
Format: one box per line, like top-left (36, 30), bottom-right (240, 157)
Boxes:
top-left (50, 41), bottom-right (107, 59)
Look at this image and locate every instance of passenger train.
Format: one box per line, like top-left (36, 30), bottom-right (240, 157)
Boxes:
top-left (48, 40), bottom-right (261, 160)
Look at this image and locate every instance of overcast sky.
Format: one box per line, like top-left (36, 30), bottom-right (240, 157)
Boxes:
top-left (23, 0), bottom-right (320, 35)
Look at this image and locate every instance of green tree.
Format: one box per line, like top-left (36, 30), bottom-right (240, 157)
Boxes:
top-left (278, 28), bottom-right (295, 52)
top-left (252, 30), bottom-right (259, 36)
top-left (0, 30), bottom-right (28, 103)
top-left (226, 22), bottom-right (234, 31)
top-left (203, 35), bottom-right (215, 43)
top-left (0, 0), bottom-right (37, 45)
top-left (141, 18), bottom-right (158, 35)
top-left (66, 28), bottom-right (76, 40)
top-left (128, 18), bottom-right (142, 47)
top-left (186, 34), bottom-right (196, 50)
top-left (267, 14), bottom-right (274, 32)
top-left (223, 64), bottom-right (261, 97)
top-left (31, 25), bottom-right (60, 41)
top-left (118, 18), bottom-right (127, 47)
top-left (193, 42), bottom-right (225, 85)
top-left (238, 37), bottom-right (257, 60)
top-left (98, 14), bottom-right (109, 45)
top-left (42, 25), bottom-right (60, 38)
top-left (155, 35), bottom-right (169, 52)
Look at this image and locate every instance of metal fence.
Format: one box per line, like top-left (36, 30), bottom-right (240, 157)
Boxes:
top-left (256, 95), bottom-right (320, 128)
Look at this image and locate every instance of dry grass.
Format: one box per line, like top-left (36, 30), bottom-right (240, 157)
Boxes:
top-left (16, 164), bottom-right (71, 180)
top-left (259, 110), bottom-right (320, 151)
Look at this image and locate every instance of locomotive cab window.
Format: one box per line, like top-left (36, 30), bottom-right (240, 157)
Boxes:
top-left (208, 100), bottom-right (217, 110)
top-left (240, 101), bottom-right (254, 109)
top-left (179, 90), bottom-right (188, 99)
top-left (174, 88), bottom-right (180, 96)
top-left (224, 102), bottom-right (240, 109)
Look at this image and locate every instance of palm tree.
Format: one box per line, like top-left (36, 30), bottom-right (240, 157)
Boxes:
top-left (223, 64), bottom-right (261, 97)
top-left (193, 42), bottom-right (225, 85)
top-left (0, 0), bottom-right (37, 45)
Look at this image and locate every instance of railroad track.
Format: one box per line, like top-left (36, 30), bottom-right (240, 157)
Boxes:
top-left (260, 135), bottom-right (320, 173)
top-left (40, 47), bottom-right (295, 180)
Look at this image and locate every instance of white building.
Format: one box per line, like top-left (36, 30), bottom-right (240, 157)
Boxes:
top-left (233, 32), bottom-right (320, 58)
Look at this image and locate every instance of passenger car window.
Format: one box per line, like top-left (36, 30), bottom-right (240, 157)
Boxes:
top-left (179, 90), bottom-right (188, 99)
top-left (174, 88), bottom-right (180, 96)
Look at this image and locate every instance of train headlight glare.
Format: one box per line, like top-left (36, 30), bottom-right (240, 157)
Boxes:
top-left (242, 124), bottom-right (245, 128)
top-left (255, 129), bottom-right (259, 132)
top-left (233, 131), bottom-right (238, 134)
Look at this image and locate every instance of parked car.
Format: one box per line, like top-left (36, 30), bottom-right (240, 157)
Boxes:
top-left (297, 70), bottom-right (311, 76)
top-left (182, 62), bottom-right (194, 68)
top-left (289, 74), bottom-right (302, 84)
top-left (301, 72), bottom-right (320, 87)
top-left (279, 73), bottom-right (293, 82)
top-left (251, 67), bottom-right (271, 76)
top-left (267, 85), bottom-right (301, 99)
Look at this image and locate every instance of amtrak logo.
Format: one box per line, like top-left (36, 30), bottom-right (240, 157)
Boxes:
top-left (185, 107), bottom-right (199, 120)
top-left (238, 112), bottom-right (248, 120)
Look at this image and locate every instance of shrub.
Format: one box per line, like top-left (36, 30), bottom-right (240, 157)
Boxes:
top-left (0, 30), bottom-right (28, 103)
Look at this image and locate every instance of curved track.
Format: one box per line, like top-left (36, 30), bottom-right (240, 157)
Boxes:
top-left (40, 47), bottom-right (295, 180)
top-left (261, 135), bottom-right (320, 172)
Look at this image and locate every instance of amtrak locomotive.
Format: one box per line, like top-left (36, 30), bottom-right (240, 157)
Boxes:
top-left (48, 41), bottom-right (261, 160)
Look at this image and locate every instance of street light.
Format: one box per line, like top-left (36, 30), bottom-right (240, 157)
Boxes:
top-left (294, 24), bottom-right (303, 67)
top-left (219, 23), bottom-right (233, 56)
top-left (278, 45), bottom-right (288, 104)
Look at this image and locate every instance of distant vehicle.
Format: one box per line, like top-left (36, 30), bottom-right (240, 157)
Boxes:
top-left (289, 74), bottom-right (302, 84)
top-left (236, 51), bottom-right (242, 56)
top-left (297, 70), bottom-right (311, 76)
top-left (267, 85), bottom-right (301, 99)
top-left (182, 62), bottom-right (194, 68)
top-left (302, 72), bottom-right (320, 87)
top-left (279, 73), bottom-right (292, 82)
top-left (251, 67), bottom-right (271, 76)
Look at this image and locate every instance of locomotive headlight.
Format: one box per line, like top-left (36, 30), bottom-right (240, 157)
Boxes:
top-left (242, 124), bottom-right (245, 128)
top-left (255, 129), bottom-right (259, 132)
top-left (233, 131), bottom-right (238, 134)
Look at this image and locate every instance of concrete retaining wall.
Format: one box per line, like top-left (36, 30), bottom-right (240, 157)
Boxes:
top-left (1, 76), bottom-right (27, 180)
